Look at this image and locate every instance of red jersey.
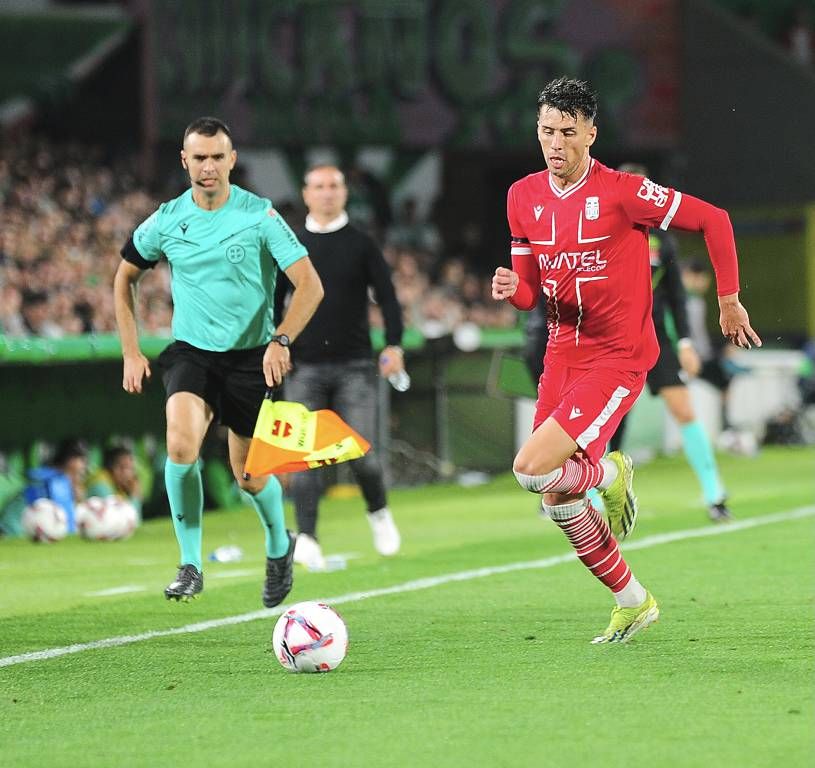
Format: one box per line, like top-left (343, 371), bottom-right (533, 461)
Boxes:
top-left (506, 159), bottom-right (740, 371)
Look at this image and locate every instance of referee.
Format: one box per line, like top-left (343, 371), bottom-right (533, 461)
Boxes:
top-left (275, 164), bottom-right (405, 570)
top-left (114, 117), bottom-right (323, 604)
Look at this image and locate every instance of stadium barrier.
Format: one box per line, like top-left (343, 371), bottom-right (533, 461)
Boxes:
top-left (0, 329), bottom-right (521, 517)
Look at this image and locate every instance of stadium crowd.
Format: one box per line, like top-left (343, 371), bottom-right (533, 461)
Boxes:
top-left (0, 138), bottom-right (515, 342)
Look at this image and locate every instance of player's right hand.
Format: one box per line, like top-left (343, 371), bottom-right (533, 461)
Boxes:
top-left (263, 342), bottom-right (292, 387)
top-left (718, 295), bottom-right (762, 350)
top-left (123, 353), bottom-right (151, 394)
top-left (492, 267), bottom-right (519, 300)
top-left (677, 343), bottom-right (701, 378)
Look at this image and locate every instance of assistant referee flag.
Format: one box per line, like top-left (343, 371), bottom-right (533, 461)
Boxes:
top-left (243, 399), bottom-right (370, 477)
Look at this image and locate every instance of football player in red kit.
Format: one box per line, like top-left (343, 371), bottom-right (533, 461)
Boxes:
top-left (492, 77), bottom-right (761, 643)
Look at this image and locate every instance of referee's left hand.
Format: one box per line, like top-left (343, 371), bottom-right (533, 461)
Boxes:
top-left (263, 342), bottom-right (292, 387)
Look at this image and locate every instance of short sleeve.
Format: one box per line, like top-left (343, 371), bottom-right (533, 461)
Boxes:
top-left (261, 207), bottom-right (308, 270)
top-left (617, 173), bottom-right (683, 232)
top-left (132, 209), bottom-right (163, 264)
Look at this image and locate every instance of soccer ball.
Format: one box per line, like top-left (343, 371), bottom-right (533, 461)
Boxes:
top-left (22, 498), bottom-right (68, 542)
top-left (272, 601), bottom-right (348, 673)
top-left (105, 497), bottom-right (138, 539)
top-left (76, 496), bottom-right (137, 541)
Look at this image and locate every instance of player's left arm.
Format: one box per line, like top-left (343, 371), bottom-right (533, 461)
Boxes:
top-left (261, 207), bottom-right (324, 385)
top-left (620, 175), bottom-right (761, 349)
top-left (666, 194), bottom-right (762, 349)
top-left (365, 237), bottom-right (405, 377)
top-left (265, 257), bottom-right (324, 386)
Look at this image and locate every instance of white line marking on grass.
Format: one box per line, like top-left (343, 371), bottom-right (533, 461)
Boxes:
top-left (2, 506), bottom-right (813, 669)
top-left (84, 585), bottom-right (147, 597)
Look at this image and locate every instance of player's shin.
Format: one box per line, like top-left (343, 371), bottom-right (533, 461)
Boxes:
top-left (242, 476), bottom-right (289, 558)
top-left (165, 459), bottom-right (204, 570)
top-left (681, 420), bottom-right (727, 505)
top-left (544, 497), bottom-right (646, 606)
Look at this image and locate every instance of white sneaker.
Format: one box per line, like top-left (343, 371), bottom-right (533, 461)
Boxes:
top-left (367, 507), bottom-right (401, 556)
top-left (293, 533), bottom-right (326, 572)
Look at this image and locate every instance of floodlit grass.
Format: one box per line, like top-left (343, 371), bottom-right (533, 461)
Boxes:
top-left (1, 447), bottom-right (813, 768)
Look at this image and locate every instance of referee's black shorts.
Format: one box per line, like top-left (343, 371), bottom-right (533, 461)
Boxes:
top-left (157, 340), bottom-right (270, 437)
top-left (646, 328), bottom-right (685, 395)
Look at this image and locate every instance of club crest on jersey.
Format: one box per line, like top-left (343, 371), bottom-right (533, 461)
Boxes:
top-left (533, 205), bottom-right (544, 221)
top-left (585, 197), bottom-right (599, 220)
top-left (226, 244), bottom-right (246, 264)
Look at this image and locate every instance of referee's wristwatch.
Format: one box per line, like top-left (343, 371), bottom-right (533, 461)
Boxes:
top-left (270, 334), bottom-right (290, 348)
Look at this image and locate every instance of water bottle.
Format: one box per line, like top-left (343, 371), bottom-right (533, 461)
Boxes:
top-left (208, 545), bottom-right (244, 563)
top-left (387, 369), bottom-right (411, 392)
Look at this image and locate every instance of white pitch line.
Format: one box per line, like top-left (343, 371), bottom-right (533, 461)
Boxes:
top-left (84, 585), bottom-right (147, 597)
top-left (2, 506), bottom-right (813, 669)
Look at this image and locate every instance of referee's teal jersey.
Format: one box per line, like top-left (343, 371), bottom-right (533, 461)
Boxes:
top-left (132, 185), bottom-right (307, 351)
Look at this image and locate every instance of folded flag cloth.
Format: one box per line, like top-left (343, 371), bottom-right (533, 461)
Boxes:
top-left (244, 399), bottom-right (370, 477)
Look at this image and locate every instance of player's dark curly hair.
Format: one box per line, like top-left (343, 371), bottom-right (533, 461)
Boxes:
top-left (537, 77), bottom-right (598, 123)
top-left (183, 116), bottom-right (232, 143)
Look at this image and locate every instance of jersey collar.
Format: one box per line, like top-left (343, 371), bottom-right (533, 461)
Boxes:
top-left (305, 211), bottom-right (349, 233)
top-left (548, 157), bottom-right (594, 199)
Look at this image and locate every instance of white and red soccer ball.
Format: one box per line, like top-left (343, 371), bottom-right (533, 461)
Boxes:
top-left (22, 498), bottom-right (69, 542)
top-left (76, 496), bottom-right (138, 541)
top-left (272, 601), bottom-right (348, 673)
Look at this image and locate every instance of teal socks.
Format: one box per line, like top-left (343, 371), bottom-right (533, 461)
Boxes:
top-left (242, 477), bottom-right (289, 558)
top-left (164, 459), bottom-right (204, 571)
top-left (681, 420), bottom-right (726, 505)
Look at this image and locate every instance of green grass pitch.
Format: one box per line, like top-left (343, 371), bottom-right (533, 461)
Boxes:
top-left (1, 447), bottom-right (813, 767)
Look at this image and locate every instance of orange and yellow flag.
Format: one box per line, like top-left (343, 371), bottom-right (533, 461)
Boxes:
top-left (243, 399), bottom-right (371, 478)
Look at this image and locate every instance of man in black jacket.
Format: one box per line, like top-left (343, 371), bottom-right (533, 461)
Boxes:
top-left (275, 165), bottom-right (405, 569)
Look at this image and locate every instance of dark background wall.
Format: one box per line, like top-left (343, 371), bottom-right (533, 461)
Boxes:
top-left (681, 0), bottom-right (815, 204)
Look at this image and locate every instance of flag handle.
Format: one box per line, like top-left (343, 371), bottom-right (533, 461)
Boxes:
top-left (242, 386), bottom-right (280, 479)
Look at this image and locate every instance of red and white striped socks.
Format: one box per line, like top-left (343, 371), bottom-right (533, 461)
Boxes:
top-left (544, 497), bottom-right (646, 608)
top-left (514, 455), bottom-right (618, 494)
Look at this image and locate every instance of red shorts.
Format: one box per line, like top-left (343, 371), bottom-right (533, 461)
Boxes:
top-left (533, 362), bottom-right (646, 464)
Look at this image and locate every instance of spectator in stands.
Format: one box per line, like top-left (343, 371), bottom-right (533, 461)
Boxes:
top-left (386, 197), bottom-right (442, 257)
top-left (0, 136), bottom-right (513, 342)
top-left (0, 438), bottom-right (88, 538)
top-left (21, 290), bottom-right (63, 338)
top-left (415, 286), bottom-right (464, 339)
top-left (0, 137), bottom-right (161, 339)
top-left (0, 284), bottom-right (26, 336)
top-left (87, 445), bottom-right (144, 518)
top-left (50, 438), bottom-right (89, 503)
top-left (346, 164), bottom-right (392, 240)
